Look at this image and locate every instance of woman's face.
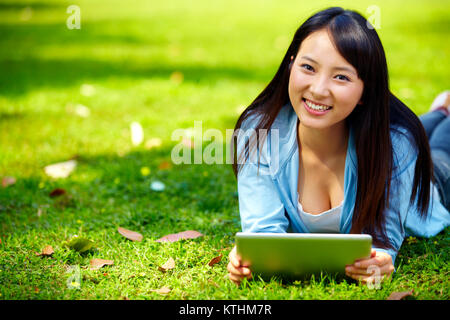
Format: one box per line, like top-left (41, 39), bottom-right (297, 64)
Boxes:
top-left (288, 29), bottom-right (364, 130)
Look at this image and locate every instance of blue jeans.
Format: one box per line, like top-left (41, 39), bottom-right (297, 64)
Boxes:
top-left (419, 110), bottom-right (450, 211)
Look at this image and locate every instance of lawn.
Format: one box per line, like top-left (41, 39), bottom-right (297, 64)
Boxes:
top-left (0, 0), bottom-right (449, 300)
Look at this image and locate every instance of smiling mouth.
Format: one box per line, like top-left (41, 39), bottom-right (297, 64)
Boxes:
top-left (302, 98), bottom-right (333, 111)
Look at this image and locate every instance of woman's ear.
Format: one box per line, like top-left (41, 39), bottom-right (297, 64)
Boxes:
top-left (289, 55), bottom-right (294, 71)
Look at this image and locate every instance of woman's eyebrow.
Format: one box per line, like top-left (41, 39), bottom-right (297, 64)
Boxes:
top-left (300, 55), bottom-right (356, 75)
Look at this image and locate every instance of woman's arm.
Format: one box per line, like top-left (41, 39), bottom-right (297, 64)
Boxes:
top-left (228, 162), bottom-right (289, 285)
top-left (228, 129), bottom-right (290, 284)
top-left (237, 161), bottom-right (289, 233)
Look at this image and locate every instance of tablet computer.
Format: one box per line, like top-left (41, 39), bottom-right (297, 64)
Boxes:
top-left (235, 232), bottom-right (372, 279)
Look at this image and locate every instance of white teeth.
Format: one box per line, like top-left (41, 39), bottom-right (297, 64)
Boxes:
top-left (304, 99), bottom-right (331, 111)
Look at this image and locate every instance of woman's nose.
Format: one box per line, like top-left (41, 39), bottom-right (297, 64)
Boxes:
top-left (309, 75), bottom-right (331, 98)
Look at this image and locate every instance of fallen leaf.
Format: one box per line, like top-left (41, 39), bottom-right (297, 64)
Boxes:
top-left (208, 254), bottom-right (222, 267)
top-left (387, 290), bottom-right (414, 300)
top-left (49, 188), bottom-right (66, 197)
top-left (90, 258), bottom-right (114, 270)
top-left (52, 193), bottom-right (74, 210)
top-left (158, 161), bottom-right (172, 170)
top-left (130, 122), bottom-right (144, 146)
top-left (65, 235), bottom-right (95, 252)
top-left (1, 176), bottom-right (16, 188)
top-left (42, 245), bottom-right (54, 255)
top-left (152, 286), bottom-right (171, 295)
top-left (145, 137), bottom-right (162, 149)
top-left (155, 230), bottom-right (203, 243)
top-left (170, 71), bottom-right (184, 84)
top-left (44, 160), bottom-right (77, 179)
top-left (158, 257), bottom-right (175, 271)
top-left (36, 245), bottom-right (54, 256)
top-left (118, 227), bottom-right (143, 242)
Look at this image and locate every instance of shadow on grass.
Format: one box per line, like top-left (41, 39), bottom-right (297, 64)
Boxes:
top-left (0, 18), bottom-right (272, 96)
top-left (0, 110), bottom-right (26, 123)
top-left (0, 57), bottom-right (268, 96)
top-left (0, 1), bottom-right (67, 10)
top-left (250, 271), bottom-right (350, 287)
top-left (0, 21), bottom-right (154, 47)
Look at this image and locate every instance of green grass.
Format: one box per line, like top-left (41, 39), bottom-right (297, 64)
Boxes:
top-left (0, 0), bottom-right (449, 300)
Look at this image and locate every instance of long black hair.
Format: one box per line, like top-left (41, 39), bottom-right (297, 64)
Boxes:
top-left (231, 7), bottom-right (433, 249)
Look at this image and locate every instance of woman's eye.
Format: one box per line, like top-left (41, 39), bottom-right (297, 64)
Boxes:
top-left (301, 64), bottom-right (314, 71)
top-left (335, 75), bottom-right (350, 81)
top-left (300, 64), bottom-right (350, 82)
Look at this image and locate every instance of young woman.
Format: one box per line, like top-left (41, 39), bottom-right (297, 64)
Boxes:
top-left (227, 7), bottom-right (450, 285)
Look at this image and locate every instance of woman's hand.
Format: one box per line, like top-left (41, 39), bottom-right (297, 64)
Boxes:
top-left (227, 246), bottom-right (252, 285)
top-left (345, 249), bottom-right (395, 285)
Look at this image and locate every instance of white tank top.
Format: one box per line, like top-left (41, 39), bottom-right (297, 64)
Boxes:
top-left (297, 198), bottom-right (343, 233)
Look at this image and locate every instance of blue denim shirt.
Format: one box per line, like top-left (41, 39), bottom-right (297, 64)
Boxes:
top-left (237, 103), bottom-right (450, 264)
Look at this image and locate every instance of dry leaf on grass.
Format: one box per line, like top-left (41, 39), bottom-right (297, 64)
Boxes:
top-left (151, 286), bottom-right (171, 295)
top-left (158, 257), bottom-right (175, 271)
top-left (155, 230), bottom-right (203, 243)
top-left (44, 160), bottom-right (77, 179)
top-left (65, 235), bottom-right (95, 252)
top-left (90, 258), bottom-right (114, 270)
top-left (130, 122), bottom-right (144, 146)
top-left (49, 188), bottom-right (66, 197)
top-left (208, 254), bottom-right (222, 267)
top-left (118, 227), bottom-right (143, 242)
top-left (145, 137), bottom-right (162, 150)
top-left (170, 71), bottom-right (184, 84)
top-left (387, 290), bottom-right (414, 300)
top-left (2, 176), bottom-right (16, 188)
top-left (36, 245), bottom-right (54, 257)
top-left (42, 245), bottom-right (54, 256)
top-left (158, 161), bottom-right (172, 170)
